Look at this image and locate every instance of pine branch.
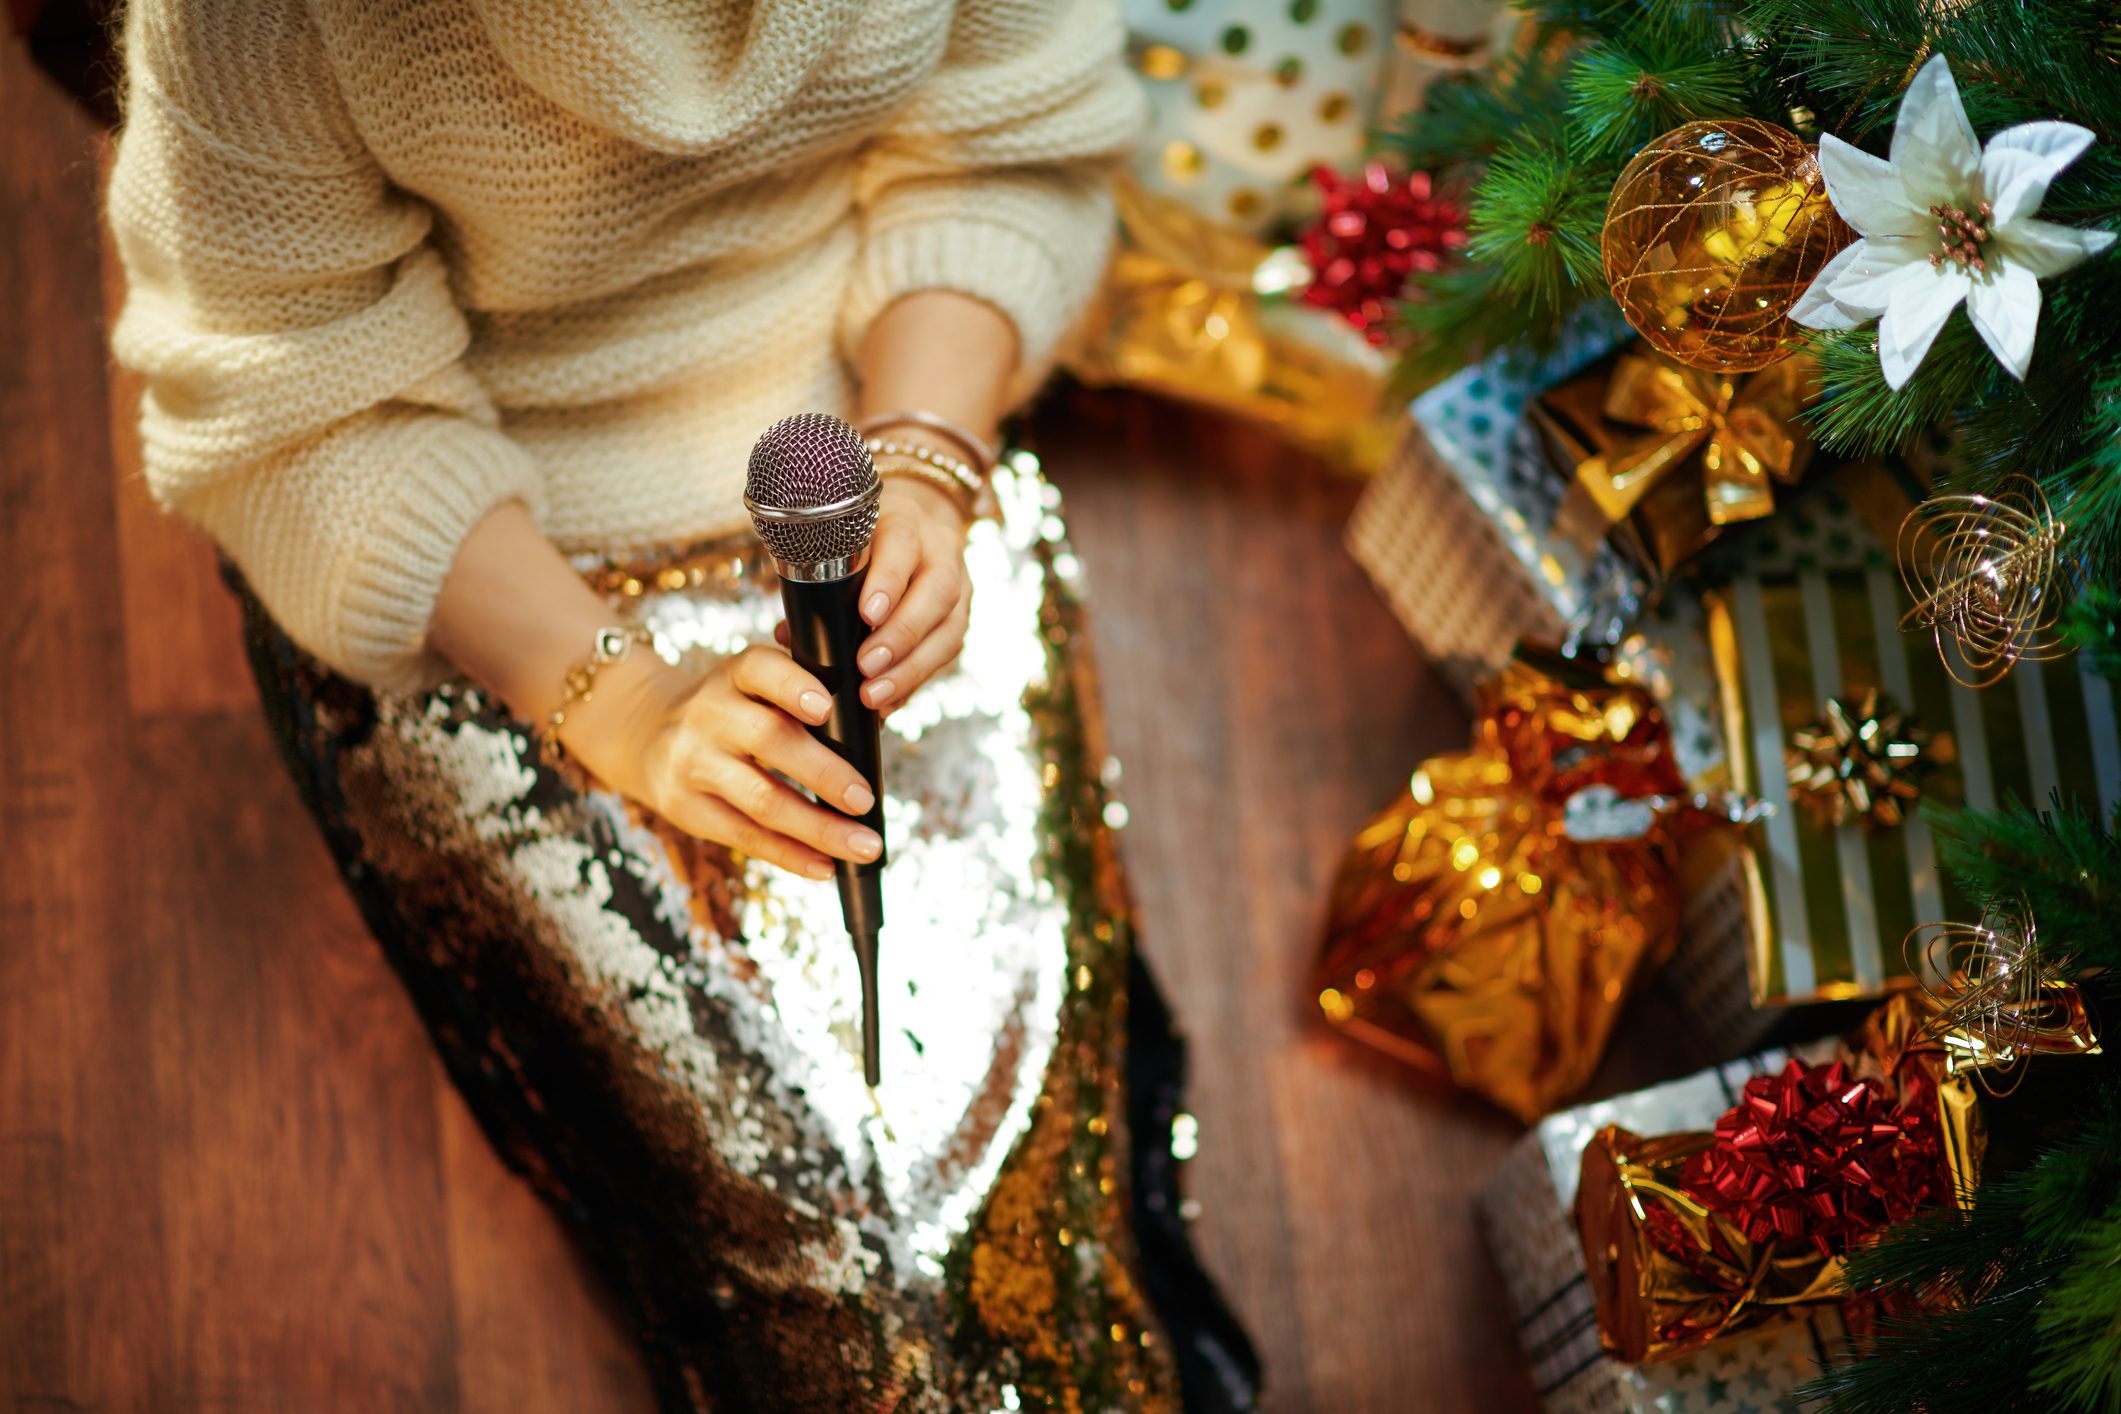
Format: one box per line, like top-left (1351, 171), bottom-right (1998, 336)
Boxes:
top-left (1398, 135), bottom-right (1606, 374)
top-left (1801, 321), bottom-right (1994, 458)
top-left (1809, 1100), bottom-right (2121, 1413)
top-left (2062, 583), bottom-right (2121, 680)
top-left (1564, 45), bottom-right (1756, 160)
top-left (2032, 1204), bottom-right (2121, 1409)
top-left (1927, 800), bottom-right (2121, 980)
top-left (1379, 45), bottom-right (1572, 175)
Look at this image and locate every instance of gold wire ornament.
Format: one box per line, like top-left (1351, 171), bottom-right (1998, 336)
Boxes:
top-left (1904, 901), bottom-right (2101, 1097)
top-left (1898, 476), bottom-right (2069, 688)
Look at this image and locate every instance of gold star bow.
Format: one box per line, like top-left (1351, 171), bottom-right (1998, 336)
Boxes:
top-left (1786, 689), bottom-right (1938, 829)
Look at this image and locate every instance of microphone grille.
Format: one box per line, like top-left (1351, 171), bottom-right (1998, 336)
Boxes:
top-left (744, 414), bottom-right (881, 567)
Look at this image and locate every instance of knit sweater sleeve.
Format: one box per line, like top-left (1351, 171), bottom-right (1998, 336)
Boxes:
top-left (840, 0), bottom-right (1146, 395)
top-left (107, 0), bottom-right (544, 693)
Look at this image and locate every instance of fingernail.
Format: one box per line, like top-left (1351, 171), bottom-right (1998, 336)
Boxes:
top-left (806, 859), bottom-right (834, 880)
top-left (864, 592), bottom-right (889, 622)
top-left (859, 645), bottom-right (892, 675)
top-left (799, 690), bottom-right (830, 722)
top-left (848, 828), bottom-right (882, 860)
top-left (866, 677), bottom-right (895, 707)
top-left (843, 781), bottom-right (875, 813)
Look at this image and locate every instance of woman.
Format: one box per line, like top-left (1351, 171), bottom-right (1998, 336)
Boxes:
top-left (107, 0), bottom-right (1257, 1409)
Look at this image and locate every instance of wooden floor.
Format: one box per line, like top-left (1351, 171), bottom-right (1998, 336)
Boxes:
top-left (0, 37), bottom-right (1700, 1413)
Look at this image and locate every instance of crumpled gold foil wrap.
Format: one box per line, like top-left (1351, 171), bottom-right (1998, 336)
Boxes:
top-left (1532, 348), bottom-right (1814, 574)
top-left (1067, 180), bottom-right (1399, 475)
top-left (1574, 986), bottom-right (2094, 1363)
top-left (1313, 646), bottom-right (1707, 1121)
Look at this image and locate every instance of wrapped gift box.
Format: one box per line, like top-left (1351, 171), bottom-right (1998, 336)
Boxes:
top-left (1123, 0), bottom-right (1394, 237)
top-left (1477, 1047), bottom-right (1846, 1413)
top-left (1344, 310), bottom-right (1649, 700)
top-left (1697, 481), bottom-right (2121, 1006)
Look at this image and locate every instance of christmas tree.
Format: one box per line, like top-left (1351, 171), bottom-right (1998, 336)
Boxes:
top-left (1383, 1), bottom-right (2121, 1405)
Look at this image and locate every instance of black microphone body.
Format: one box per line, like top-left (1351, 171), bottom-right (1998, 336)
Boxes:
top-left (778, 570), bottom-right (885, 1082)
top-left (745, 413), bottom-right (890, 1087)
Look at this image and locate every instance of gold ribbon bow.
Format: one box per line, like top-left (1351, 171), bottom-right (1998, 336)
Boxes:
top-left (1578, 351), bottom-right (1814, 529)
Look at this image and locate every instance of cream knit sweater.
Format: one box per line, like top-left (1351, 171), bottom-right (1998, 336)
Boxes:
top-left (108, 0), bottom-right (1142, 690)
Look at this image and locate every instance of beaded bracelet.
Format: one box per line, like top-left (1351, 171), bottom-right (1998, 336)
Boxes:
top-left (536, 624), bottom-right (656, 781)
top-left (873, 453), bottom-right (978, 521)
top-left (865, 437), bottom-right (983, 519)
top-left (857, 409), bottom-right (997, 476)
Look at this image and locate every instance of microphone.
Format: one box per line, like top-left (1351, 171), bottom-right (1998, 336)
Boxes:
top-left (744, 414), bottom-right (887, 1087)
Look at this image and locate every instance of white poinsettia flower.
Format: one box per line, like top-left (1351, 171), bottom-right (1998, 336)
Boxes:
top-left (1791, 53), bottom-right (2115, 389)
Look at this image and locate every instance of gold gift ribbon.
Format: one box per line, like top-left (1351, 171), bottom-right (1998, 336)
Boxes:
top-left (1577, 351), bottom-right (1813, 529)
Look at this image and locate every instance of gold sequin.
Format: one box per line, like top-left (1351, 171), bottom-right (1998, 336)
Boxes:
top-left (1161, 140), bottom-right (1205, 182)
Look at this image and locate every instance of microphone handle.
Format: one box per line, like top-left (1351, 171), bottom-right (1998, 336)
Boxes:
top-left (777, 570), bottom-right (885, 1084)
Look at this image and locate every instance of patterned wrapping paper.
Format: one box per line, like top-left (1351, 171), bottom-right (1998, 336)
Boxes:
top-left (1122, 0), bottom-right (1395, 237)
top-left (1476, 1047), bottom-right (1847, 1414)
top-left (1344, 309), bottom-right (1651, 700)
top-left (1699, 484), bottom-right (2121, 1006)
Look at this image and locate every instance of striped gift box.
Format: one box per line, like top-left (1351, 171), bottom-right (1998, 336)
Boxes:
top-left (1701, 484), bottom-right (2121, 1005)
top-left (1476, 1046), bottom-right (1846, 1413)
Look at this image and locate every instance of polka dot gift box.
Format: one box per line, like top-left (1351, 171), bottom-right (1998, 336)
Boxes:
top-left (1126, 0), bottom-right (1394, 235)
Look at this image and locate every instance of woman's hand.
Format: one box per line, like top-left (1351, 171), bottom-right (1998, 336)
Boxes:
top-left (777, 477), bottom-right (972, 713)
top-left (561, 646), bottom-right (884, 881)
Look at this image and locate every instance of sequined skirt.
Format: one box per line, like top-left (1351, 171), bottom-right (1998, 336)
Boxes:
top-left (235, 460), bottom-right (1257, 1413)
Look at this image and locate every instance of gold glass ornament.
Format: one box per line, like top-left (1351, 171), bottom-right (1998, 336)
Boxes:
top-left (1898, 476), bottom-right (2069, 688)
top-left (1603, 120), bottom-right (1853, 373)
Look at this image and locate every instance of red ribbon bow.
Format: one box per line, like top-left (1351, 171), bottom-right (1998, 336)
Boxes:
top-left (1677, 1058), bottom-right (1947, 1258)
top-left (1298, 163), bottom-right (1465, 347)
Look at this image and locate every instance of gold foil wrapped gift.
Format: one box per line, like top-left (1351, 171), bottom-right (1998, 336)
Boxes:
top-left (1314, 645), bottom-right (1721, 1121)
top-left (1531, 346), bottom-right (1815, 575)
top-left (1066, 180), bottom-right (1400, 475)
top-left (1575, 987), bottom-right (2098, 1363)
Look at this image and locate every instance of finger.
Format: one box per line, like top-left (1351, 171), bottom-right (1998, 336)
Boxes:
top-left (726, 644), bottom-right (831, 726)
top-left (858, 514), bottom-right (922, 627)
top-left (663, 792), bottom-right (834, 881)
top-left (747, 710), bottom-right (877, 817)
top-left (710, 758), bottom-right (883, 865)
top-left (858, 557), bottom-right (960, 682)
top-left (774, 621), bottom-right (789, 647)
top-left (863, 594), bottom-right (969, 708)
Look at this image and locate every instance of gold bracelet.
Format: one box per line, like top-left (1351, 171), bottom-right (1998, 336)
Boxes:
top-left (874, 453), bottom-right (978, 521)
top-left (537, 625), bottom-right (655, 779)
top-left (857, 410), bottom-right (997, 475)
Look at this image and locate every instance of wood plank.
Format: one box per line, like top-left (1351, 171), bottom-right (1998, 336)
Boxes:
top-left (128, 712), bottom-right (464, 1411)
top-left (0, 42), bottom-right (174, 1412)
top-left (438, 1088), bottom-right (658, 1414)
